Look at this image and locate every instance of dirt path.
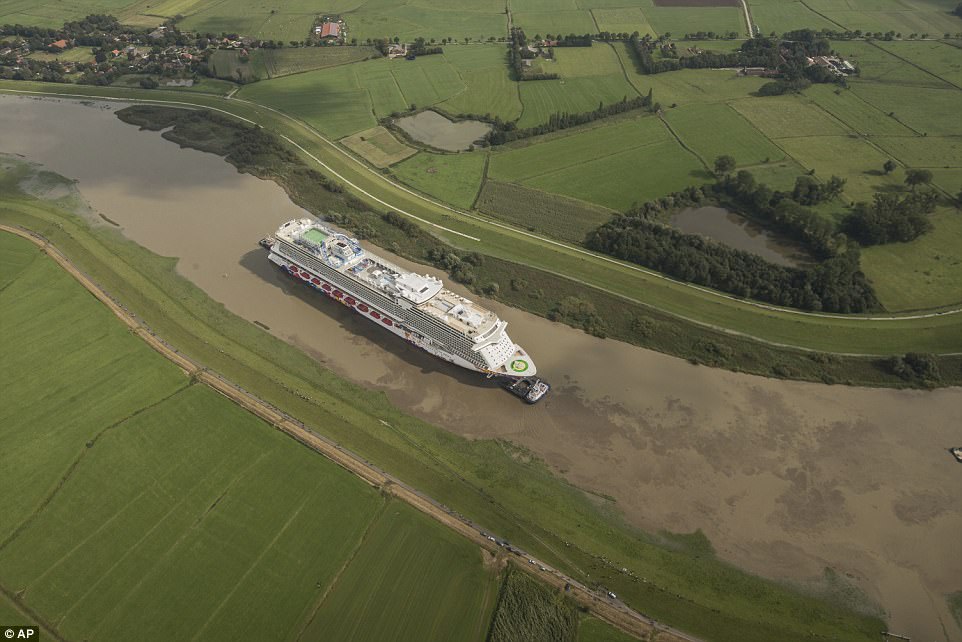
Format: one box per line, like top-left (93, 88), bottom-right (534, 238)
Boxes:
top-left (0, 223), bottom-right (698, 642)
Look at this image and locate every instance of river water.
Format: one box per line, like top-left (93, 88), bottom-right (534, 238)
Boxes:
top-left (2, 95), bottom-right (959, 641)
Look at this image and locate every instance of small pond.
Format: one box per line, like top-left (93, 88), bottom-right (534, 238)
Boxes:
top-left (395, 110), bottom-right (491, 152)
top-left (670, 206), bottom-right (813, 267)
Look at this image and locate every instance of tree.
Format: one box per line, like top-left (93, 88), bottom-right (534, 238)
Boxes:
top-left (883, 159), bottom-right (897, 174)
top-left (139, 75), bottom-right (158, 89)
top-left (713, 154), bottom-right (736, 175)
top-left (905, 168), bottom-right (933, 188)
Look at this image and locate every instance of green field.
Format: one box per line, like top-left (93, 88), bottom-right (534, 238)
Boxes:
top-left (254, 46), bottom-right (378, 79)
top-left (477, 180), bottom-right (615, 243)
top-left (663, 102), bottom-right (786, 167)
top-left (237, 65), bottom-right (376, 138)
top-left (391, 150), bottom-right (487, 208)
top-left (0, 231), bottom-right (504, 642)
top-left (300, 501), bottom-right (500, 642)
top-left (342, 125), bottom-right (417, 167)
top-left (489, 115), bottom-right (707, 210)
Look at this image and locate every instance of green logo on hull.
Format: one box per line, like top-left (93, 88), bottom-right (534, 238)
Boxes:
top-left (510, 359), bottom-right (529, 373)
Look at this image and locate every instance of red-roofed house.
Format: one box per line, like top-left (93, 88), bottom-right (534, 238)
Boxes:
top-left (51, 39), bottom-right (68, 49)
top-left (315, 22), bottom-right (340, 40)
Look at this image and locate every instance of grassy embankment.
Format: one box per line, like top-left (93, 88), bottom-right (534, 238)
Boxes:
top-left (0, 163), bottom-right (886, 641)
top-left (0, 231), bottom-right (501, 642)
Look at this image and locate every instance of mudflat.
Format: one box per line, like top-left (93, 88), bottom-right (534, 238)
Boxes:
top-left (2, 95), bottom-right (958, 641)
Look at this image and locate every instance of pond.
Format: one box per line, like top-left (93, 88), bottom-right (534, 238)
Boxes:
top-left (395, 110), bottom-right (491, 152)
top-left (670, 206), bottom-right (813, 267)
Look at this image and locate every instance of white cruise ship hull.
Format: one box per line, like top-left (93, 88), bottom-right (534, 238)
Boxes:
top-left (268, 249), bottom-right (534, 378)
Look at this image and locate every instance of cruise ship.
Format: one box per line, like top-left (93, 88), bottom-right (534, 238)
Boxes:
top-left (266, 218), bottom-right (537, 379)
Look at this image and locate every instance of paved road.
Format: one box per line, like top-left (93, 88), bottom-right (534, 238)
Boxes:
top-left (1, 223), bottom-right (704, 642)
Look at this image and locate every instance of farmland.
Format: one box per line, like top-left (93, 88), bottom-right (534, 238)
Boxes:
top-left (341, 125), bottom-right (417, 167)
top-left (476, 180), bottom-right (615, 243)
top-left (0, 231), bottom-right (505, 642)
top-left (391, 150), bottom-right (487, 208)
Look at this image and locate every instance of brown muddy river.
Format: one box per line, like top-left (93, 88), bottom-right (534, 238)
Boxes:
top-left (1, 95), bottom-right (960, 641)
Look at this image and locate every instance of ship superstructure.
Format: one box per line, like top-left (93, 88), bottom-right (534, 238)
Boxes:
top-left (267, 218), bottom-right (536, 378)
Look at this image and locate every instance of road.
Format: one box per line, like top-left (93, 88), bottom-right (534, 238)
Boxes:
top-left (1, 222), bottom-right (702, 642)
top-left (2, 84), bottom-right (961, 360)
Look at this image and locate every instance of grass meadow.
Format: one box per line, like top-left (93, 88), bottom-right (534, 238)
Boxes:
top-left (341, 125), bottom-right (417, 167)
top-left (391, 150), bottom-right (487, 208)
top-left (253, 46), bottom-right (378, 79)
top-left (477, 180), bottom-right (615, 243)
top-left (300, 501), bottom-right (500, 642)
top-left (663, 102), bottom-right (786, 166)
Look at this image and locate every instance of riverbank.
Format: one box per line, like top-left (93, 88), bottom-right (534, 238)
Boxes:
top-left (115, 102), bottom-right (962, 389)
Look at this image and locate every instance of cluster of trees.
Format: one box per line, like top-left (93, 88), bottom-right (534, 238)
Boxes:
top-left (548, 34), bottom-right (592, 47)
top-left (485, 92), bottom-right (655, 145)
top-left (843, 190), bottom-right (937, 245)
top-left (548, 297), bottom-right (607, 337)
top-left (886, 352), bottom-right (941, 384)
top-left (408, 37), bottom-right (442, 56)
top-left (585, 213), bottom-right (879, 312)
top-left (1, 14), bottom-right (134, 48)
top-left (0, 56), bottom-right (69, 82)
top-left (628, 32), bottom-right (778, 74)
top-left (425, 247), bottom-right (485, 285)
top-left (507, 28), bottom-right (558, 80)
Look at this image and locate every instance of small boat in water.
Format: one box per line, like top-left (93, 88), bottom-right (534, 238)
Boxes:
top-left (502, 377), bottom-right (551, 404)
top-left (950, 447), bottom-right (962, 463)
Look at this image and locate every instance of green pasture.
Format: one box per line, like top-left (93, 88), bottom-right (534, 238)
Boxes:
top-left (345, 0), bottom-right (507, 43)
top-left (440, 67), bottom-right (524, 121)
top-left (805, 84), bottom-right (916, 137)
top-left (590, 8), bottom-right (656, 37)
top-left (747, 0), bottom-right (840, 34)
top-left (849, 83), bottom-right (962, 136)
top-left (300, 500), bottom-right (500, 642)
top-left (729, 94), bottom-right (850, 138)
top-left (477, 180), bottom-right (615, 243)
top-left (490, 116), bottom-right (670, 182)
top-left (860, 207), bottom-right (962, 311)
top-left (237, 65), bottom-right (376, 138)
top-left (645, 6), bottom-right (746, 37)
top-left (517, 75), bottom-right (640, 128)
top-left (805, 0), bottom-right (962, 36)
top-left (389, 55), bottom-right (466, 108)
top-left (254, 46), bottom-right (378, 79)
top-left (391, 150), bottom-right (487, 208)
top-left (578, 617), bottom-right (639, 642)
top-left (523, 137), bottom-right (706, 209)
top-left (553, 43), bottom-right (626, 77)
top-left (512, 10), bottom-right (597, 36)
top-left (874, 136), bottom-right (962, 169)
top-left (873, 40), bottom-right (962, 88)
top-left (663, 102), bottom-right (786, 167)
top-left (833, 40), bottom-right (952, 88)
top-left (742, 158), bottom-right (810, 190)
top-left (341, 126), bottom-right (417, 168)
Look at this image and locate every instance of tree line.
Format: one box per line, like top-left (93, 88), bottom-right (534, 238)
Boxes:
top-left (484, 92), bottom-right (655, 145)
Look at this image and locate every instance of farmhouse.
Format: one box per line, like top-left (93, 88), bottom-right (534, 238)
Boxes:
top-left (315, 22), bottom-right (340, 40)
top-left (50, 39), bottom-right (68, 49)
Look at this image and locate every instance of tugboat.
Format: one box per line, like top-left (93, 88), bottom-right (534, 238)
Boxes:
top-left (259, 236), bottom-right (275, 249)
top-left (502, 377), bottom-right (551, 404)
top-left (950, 447), bottom-right (962, 463)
